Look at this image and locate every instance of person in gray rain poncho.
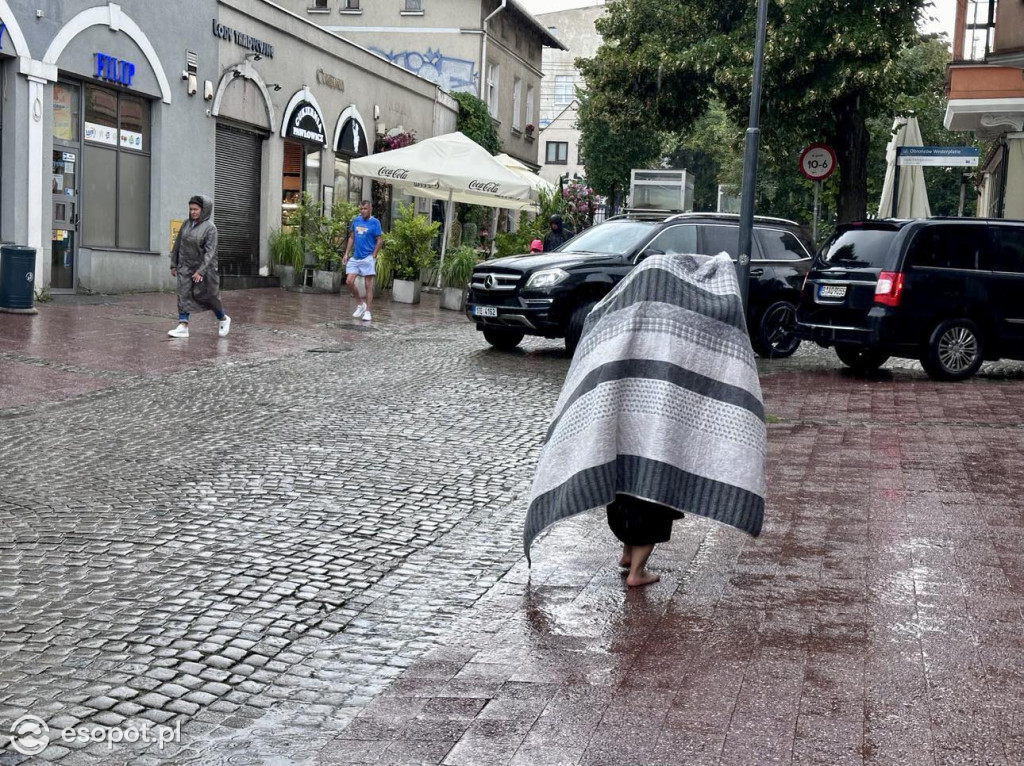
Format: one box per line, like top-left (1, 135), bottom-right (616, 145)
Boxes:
top-left (524, 253), bottom-right (767, 587)
top-left (168, 195), bottom-right (231, 338)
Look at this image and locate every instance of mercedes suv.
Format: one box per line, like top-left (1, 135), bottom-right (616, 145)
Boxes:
top-left (465, 212), bottom-right (813, 356)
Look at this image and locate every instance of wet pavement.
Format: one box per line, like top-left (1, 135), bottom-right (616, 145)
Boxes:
top-left (0, 288), bottom-right (1022, 765)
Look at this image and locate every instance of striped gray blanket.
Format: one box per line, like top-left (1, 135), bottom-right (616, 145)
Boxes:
top-left (524, 253), bottom-right (766, 561)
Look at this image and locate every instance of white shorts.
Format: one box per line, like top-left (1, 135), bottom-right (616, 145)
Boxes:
top-left (346, 257), bottom-right (376, 277)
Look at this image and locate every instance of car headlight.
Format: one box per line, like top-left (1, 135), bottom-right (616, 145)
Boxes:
top-left (526, 269), bottom-right (569, 289)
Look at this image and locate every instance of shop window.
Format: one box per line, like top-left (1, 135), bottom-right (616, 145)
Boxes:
top-left (82, 85), bottom-right (151, 250)
top-left (282, 141), bottom-right (303, 225)
top-left (53, 84), bottom-right (80, 143)
top-left (546, 141), bottom-right (568, 165)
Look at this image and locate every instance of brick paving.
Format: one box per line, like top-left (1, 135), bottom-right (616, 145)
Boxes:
top-left (0, 289), bottom-right (1021, 765)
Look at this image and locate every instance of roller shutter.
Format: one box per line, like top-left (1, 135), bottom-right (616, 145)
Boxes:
top-left (215, 124), bottom-right (263, 276)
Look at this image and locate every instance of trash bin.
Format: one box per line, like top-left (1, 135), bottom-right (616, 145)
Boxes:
top-left (0, 245), bottom-right (38, 314)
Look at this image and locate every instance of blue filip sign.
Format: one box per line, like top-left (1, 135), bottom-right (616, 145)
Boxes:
top-left (94, 52), bottom-right (135, 88)
top-left (0, 22), bottom-right (7, 50)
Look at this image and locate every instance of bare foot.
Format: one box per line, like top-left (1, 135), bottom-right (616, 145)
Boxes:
top-left (618, 544), bottom-right (632, 568)
top-left (626, 571), bottom-right (660, 587)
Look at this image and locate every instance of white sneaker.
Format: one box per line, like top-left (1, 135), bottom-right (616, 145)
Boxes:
top-left (362, 311), bottom-right (372, 322)
top-left (353, 303), bottom-right (366, 318)
top-left (218, 316), bottom-right (231, 337)
top-left (168, 323), bottom-right (189, 338)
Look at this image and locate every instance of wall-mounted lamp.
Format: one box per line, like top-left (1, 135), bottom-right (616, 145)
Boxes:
top-left (266, 83), bottom-right (283, 92)
top-left (246, 53), bottom-right (262, 61)
top-left (373, 105), bottom-right (380, 120)
top-left (232, 70), bottom-right (243, 79)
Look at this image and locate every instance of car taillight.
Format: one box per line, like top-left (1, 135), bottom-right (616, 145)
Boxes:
top-left (874, 271), bottom-right (904, 307)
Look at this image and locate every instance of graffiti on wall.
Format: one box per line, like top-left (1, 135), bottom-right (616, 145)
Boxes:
top-left (369, 47), bottom-right (477, 94)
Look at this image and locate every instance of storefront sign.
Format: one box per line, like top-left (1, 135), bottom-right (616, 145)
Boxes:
top-left (287, 102), bottom-right (326, 145)
top-left (169, 220), bottom-right (183, 252)
top-left (212, 20), bottom-right (274, 59)
top-left (94, 52), bottom-right (136, 87)
top-left (120, 129), bottom-right (144, 151)
top-left (0, 22), bottom-right (8, 51)
top-left (336, 119), bottom-right (367, 158)
top-left (316, 69), bottom-right (345, 93)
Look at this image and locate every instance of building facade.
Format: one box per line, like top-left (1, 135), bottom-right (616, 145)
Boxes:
top-left (534, 2), bottom-right (605, 186)
top-left (0, 0), bottom-right (456, 295)
top-left (279, 0), bottom-right (564, 169)
top-left (945, 0), bottom-right (1024, 219)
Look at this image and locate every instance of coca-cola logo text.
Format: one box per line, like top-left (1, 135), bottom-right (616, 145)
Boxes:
top-left (469, 180), bottom-right (500, 193)
top-left (378, 168), bottom-right (410, 180)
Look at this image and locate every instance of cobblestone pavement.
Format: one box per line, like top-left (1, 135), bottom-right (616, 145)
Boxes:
top-left (1, 292), bottom-right (1022, 765)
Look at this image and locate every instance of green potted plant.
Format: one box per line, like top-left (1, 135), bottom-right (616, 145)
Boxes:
top-left (439, 244), bottom-right (478, 311)
top-left (382, 201), bottom-right (440, 304)
top-left (311, 199), bottom-right (358, 293)
top-left (268, 227), bottom-right (303, 288)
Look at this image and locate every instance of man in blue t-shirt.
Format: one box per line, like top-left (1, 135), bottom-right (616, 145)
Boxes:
top-left (343, 200), bottom-right (383, 322)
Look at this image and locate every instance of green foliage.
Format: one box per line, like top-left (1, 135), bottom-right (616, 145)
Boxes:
top-left (452, 92), bottom-right (502, 155)
top-left (269, 227), bottom-right (304, 271)
top-left (577, 92), bottom-right (664, 202)
top-left (493, 190), bottom-right (564, 258)
top-left (313, 200), bottom-right (360, 271)
top-left (579, 0), bottom-right (930, 222)
top-left (439, 245), bottom-right (479, 288)
top-left (382, 201), bottom-right (441, 281)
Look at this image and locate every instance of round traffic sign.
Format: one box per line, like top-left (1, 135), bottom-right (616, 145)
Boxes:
top-left (799, 144), bottom-right (837, 181)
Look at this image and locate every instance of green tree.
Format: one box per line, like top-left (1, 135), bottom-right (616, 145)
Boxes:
top-left (579, 0), bottom-right (929, 223)
top-left (451, 92), bottom-right (501, 155)
top-left (577, 93), bottom-right (664, 207)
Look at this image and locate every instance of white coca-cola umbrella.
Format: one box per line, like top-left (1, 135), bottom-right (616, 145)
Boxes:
top-left (349, 132), bottom-right (538, 282)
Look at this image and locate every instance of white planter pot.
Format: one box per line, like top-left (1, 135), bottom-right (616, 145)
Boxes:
top-left (440, 286), bottom-right (465, 311)
top-left (312, 270), bottom-right (344, 293)
top-left (392, 278), bottom-right (421, 304)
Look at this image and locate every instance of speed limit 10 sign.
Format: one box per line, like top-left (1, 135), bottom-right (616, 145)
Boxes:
top-left (799, 144), bottom-right (837, 181)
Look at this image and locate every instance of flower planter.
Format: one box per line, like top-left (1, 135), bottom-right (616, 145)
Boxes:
top-left (440, 286), bottom-right (465, 311)
top-left (273, 264), bottom-right (296, 288)
top-left (312, 269), bottom-right (344, 293)
top-left (392, 278), bottom-right (421, 304)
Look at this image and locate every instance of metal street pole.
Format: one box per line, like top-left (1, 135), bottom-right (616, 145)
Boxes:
top-left (736, 0), bottom-right (769, 313)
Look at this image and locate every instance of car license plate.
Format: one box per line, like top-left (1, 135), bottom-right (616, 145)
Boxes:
top-left (474, 306), bottom-right (498, 317)
top-left (819, 284), bottom-right (847, 299)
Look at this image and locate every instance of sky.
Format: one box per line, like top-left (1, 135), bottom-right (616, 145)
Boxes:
top-left (518, 0), bottom-right (958, 42)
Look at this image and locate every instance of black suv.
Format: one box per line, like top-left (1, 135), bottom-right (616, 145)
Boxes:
top-left (465, 211), bottom-right (813, 356)
top-left (796, 218), bottom-right (1024, 381)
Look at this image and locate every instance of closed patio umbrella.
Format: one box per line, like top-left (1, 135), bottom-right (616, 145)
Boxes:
top-left (878, 116), bottom-right (931, 218)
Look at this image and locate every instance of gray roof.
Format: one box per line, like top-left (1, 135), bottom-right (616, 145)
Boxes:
top-left (506, 0), bottom-right (568, 50)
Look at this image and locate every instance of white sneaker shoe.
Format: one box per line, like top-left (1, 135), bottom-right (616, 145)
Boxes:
top-left (218, 316), bottom-right (231, 337)
top-left (362, 311), bottom-right (372, 322)
top-left (168, 323), bottom-right (189, 338)
top-left (353, 303), bottom-right (366, 318)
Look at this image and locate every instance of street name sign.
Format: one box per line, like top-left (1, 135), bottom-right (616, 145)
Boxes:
top-left (896, 146), bottom-right (979, 167)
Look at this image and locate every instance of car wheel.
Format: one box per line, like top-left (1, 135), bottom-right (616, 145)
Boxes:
top-left (753, 300), bottom-right (801, 359)
top-left (920, 318), bottom-right (984, 381)
top-left (565, 301), bottom-right (597, 356)
top-left (482, 327), bottom-right (525, 351)
top-left (835, 345), bottom-right (890, 372)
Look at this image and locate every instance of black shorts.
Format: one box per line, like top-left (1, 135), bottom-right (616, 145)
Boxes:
top-left (606, 494), bottom-right (685, 547)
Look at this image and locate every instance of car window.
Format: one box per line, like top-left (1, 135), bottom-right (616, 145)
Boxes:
top-left (818, 227), bottom-right (899, 268)
top-left (558, 220), bottom-right (659, 254)
top-left (698, 225), bottom-right (740, 258)
top-left (906, 225), bottom-right (983, 270)
top-left (756, 229), bottom-right (810, 261)
top-left (648, 225), bottom-right (698, 255)
top-left (990, 227), bottom-right (1024, 274)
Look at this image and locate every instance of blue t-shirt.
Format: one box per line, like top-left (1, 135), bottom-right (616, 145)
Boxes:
top-left (351, 215), bottom-right (382, 260)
